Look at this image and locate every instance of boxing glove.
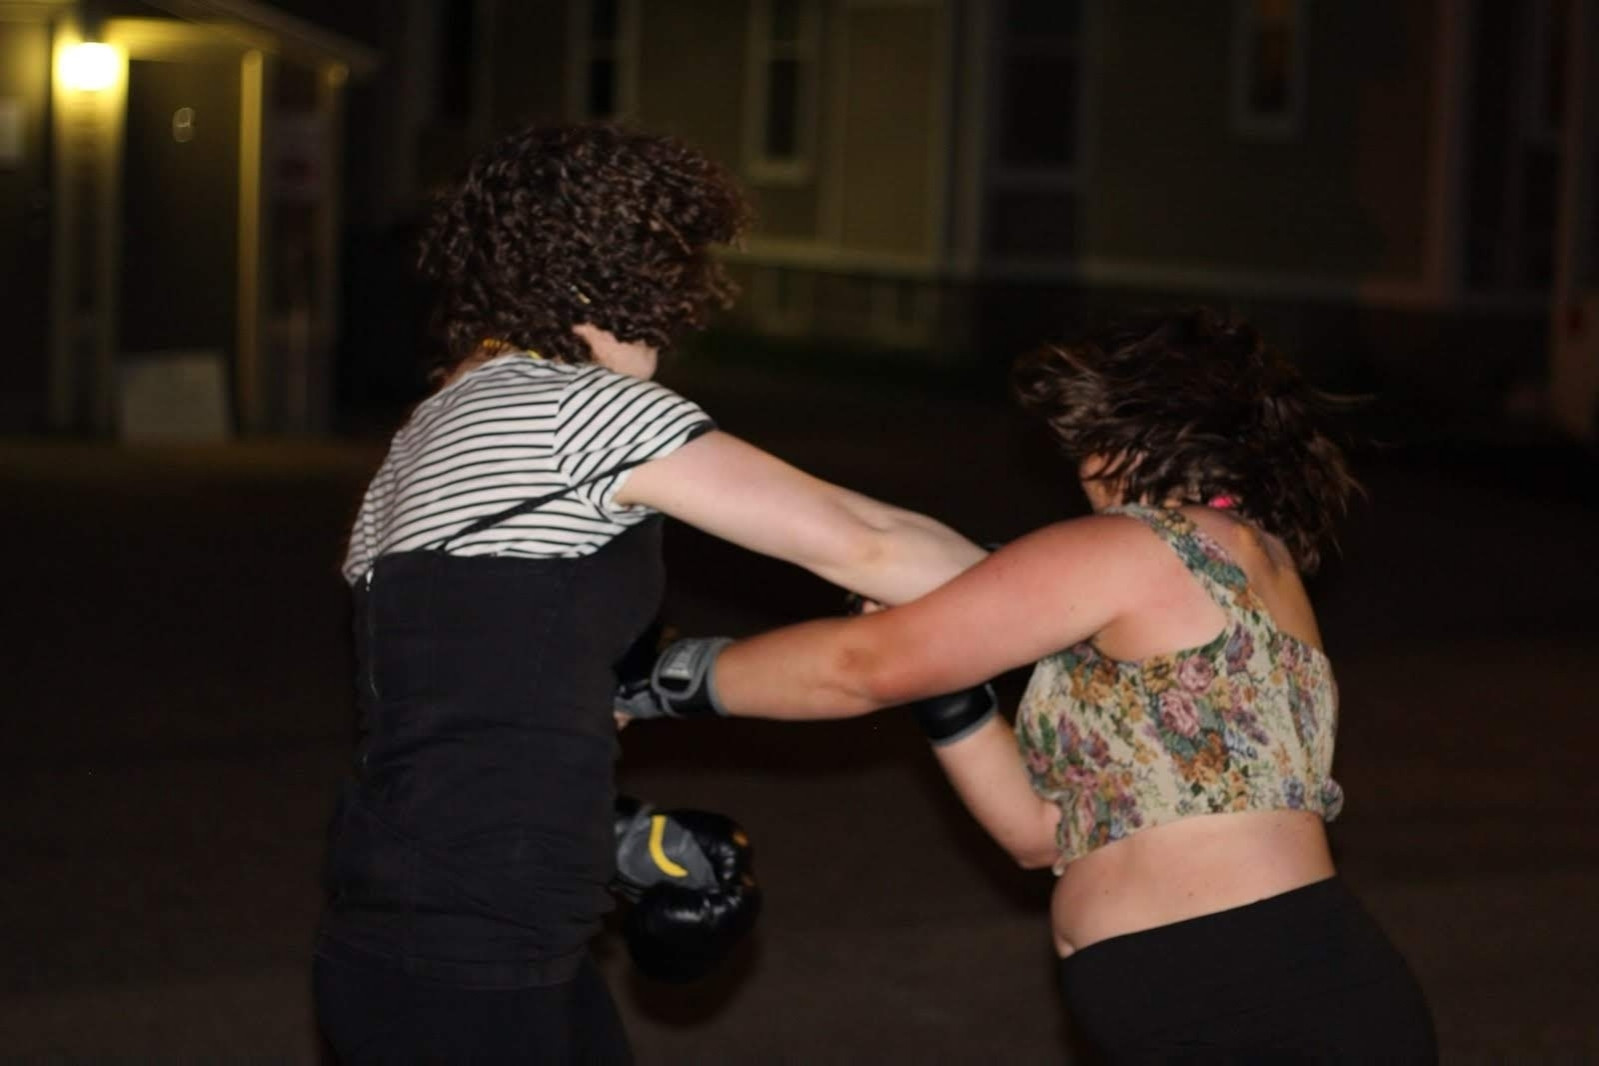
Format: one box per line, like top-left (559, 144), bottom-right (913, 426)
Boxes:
top-left (612, 795), bottom-right (761, 983)
top-left (614, 636), bottom-right (731, 720)
top-left (612, 794), bottom-right (723, 900)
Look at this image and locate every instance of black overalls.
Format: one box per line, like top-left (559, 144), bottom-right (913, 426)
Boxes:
top-left (317, 507), bottom-right (664, 990)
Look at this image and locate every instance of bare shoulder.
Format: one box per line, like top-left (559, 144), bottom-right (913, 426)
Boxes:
top-left (876, 513), bottom-right (1173, 688)
top-left (1003, 510), bottom-right (1171, 559)
top-left (979, 512), bottom-right (1186, 618)
top-left (1009, 511), bottom-right (1196, 576)
top-left (1178, 505), bottom-right (1325, 651)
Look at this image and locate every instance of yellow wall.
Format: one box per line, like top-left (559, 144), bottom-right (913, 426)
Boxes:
top-left (633, 1), bottom-right (826, 239)
top-left (836, 5), bottom-right (941, 256)
top-left (636, 0), bottom-right (747, 171)
top-left (1084, 1), bottom-right (1438, 280)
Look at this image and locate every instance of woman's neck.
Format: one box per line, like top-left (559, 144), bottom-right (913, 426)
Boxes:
top-left (441, 341), bottom-right (524, 388)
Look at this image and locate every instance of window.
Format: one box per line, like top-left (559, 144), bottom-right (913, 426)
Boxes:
top-left (1525, 0), bottom-right (1570, 146)
top-left (985, 0), bottom-right (1085, 259)
top-left (1463, 0), bottom-right (1569, 289)
top-left (424, 0), bottom-right (490, 129)
top-left (1513, 0), bottom-right (1570, 285)
top-left (436, 1), bottom-right (478, 123)
top-left (995, 0), bottom-right (1082, 170)
top-left (570, 0), bottom-right (639, 121)
top-left (747, 0), bottom-right (820, 181)
top-left (1231, 0), bottom-right (1305, 139)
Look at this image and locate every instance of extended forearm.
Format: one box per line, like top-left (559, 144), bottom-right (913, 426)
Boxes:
top-left (615, 623), bottom-right (896, 722)
top-left (809, 497), bottom-right (987, 607)
top-left (714, 620), bottom-right (888, 720)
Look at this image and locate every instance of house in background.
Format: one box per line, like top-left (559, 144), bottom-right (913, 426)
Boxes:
top-left (348, 0), bottom-right (1598, 440)
top-left (0, 0), bottom-right (375, 437)
top-left (6, 1), bottom-right (1595, 442)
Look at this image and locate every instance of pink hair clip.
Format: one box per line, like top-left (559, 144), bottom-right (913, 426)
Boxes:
top-left (1207, 495), bottom-right (1238, 510)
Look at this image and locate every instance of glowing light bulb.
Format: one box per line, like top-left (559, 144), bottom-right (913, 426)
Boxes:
top-left (61, 42), bottom-right (119, 92)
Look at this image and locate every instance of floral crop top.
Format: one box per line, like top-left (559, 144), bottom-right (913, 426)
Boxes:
top-left (1015, 505), bottom-right (1344, 873)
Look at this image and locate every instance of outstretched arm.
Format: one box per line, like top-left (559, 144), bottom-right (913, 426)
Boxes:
top-left (615, 430), bottom-right (987, 605)
top-left (618, 514), bottom-right (1145, 722)
top-left (706, 514), bottom-right (1140, 718)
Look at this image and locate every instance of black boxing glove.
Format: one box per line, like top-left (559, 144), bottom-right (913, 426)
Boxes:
top-left (614, 636), bottom-right (732, 720)
top-left (907, 683), bottom-right (998, 746)
top-left (612, 794), bottom-right (723, 899)
top-left (611, 795), bottom-right (761, 983)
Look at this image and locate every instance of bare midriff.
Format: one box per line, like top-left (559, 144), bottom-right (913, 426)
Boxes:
top-left (1050, 809), bottom-right (1335, 957)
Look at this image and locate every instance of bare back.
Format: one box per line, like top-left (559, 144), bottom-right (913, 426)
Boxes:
top-left (1048, 505), bottom-right (1337, 956)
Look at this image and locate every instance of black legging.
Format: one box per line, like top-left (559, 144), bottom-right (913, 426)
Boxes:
top-left (314, 949), bottom-right (632, 1065)
top-left (1059, 878), bottom-right (1437, 1064)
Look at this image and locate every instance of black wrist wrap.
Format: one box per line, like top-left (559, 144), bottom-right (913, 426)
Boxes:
top-left (909, 683), bottom-right (998, 746)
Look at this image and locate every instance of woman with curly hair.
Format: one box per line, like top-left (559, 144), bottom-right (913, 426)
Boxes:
top-left (622, 309), bottom-right (1438, 1062)
top-left (312, 122), bottom-right (986, 1063)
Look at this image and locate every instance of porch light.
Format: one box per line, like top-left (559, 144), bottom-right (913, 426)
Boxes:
top-left (61, 42), bottom-right (119, 92)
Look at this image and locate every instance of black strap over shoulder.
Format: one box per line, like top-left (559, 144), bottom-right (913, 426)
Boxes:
top-left (431, 455), bottom-right (654, 551)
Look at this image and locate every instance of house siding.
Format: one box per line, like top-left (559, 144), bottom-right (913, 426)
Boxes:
top-left (488, 3), bottom-right (569, 128)
top-left (636, 0), bottom-right (747, 173)
top-left (1084, 1), bottom-right (1438, 283)
top-left (834, 4), bottom-right (944, 257)
top-left (0, 16), bottom-right (54, 432)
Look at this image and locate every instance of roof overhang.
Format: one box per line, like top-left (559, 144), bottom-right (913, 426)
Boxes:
top-left (140, 0), bottom-right (380, 77)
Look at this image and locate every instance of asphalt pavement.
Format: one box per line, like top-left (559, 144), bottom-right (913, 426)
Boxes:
top-left (2, 357), bottom-right (1596, 1064)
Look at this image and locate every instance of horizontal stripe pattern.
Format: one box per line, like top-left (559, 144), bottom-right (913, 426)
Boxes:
top-left (342, 354), bottom-right (711, 583)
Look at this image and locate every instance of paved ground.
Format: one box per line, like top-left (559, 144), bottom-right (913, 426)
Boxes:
top-left (2, 358), bottom-right (1596, 1064)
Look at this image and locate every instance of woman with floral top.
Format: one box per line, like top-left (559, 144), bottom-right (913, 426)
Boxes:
top-left (620, 308), bottom-right (1437, 1062)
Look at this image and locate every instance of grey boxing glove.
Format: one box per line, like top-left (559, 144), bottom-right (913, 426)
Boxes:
top-left (612, 795), bottom-right (720, 899)
top-left (614, 636), bottom-right (732, 720)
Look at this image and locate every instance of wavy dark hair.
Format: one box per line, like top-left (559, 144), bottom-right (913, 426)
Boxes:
top-left (416, 123), bottom-right (749, 373)
top-left (1012, 308), bottom-right (1361, 573)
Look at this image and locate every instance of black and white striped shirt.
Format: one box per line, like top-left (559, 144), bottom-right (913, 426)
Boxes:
top-left (342, 353), bottom-right (712, 584)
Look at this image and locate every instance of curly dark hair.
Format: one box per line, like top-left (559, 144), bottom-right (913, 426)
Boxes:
top-left (416, 123), bottom-right (750, 372)
top-left (1011, 308), bottom-right (1362, 573)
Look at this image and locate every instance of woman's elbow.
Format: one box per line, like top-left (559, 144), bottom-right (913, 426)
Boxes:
top-left (851, 649), bottom-right (945, 710)
top-left (829, 640), bottom-right (907, 714)
top-left (1000, 811), bottom-right (1061, 870)
top-left (811, 526), bottom-right (892, 593)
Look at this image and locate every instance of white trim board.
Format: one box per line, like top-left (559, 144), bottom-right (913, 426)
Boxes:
top-left (726, 240), bottom-right (1548, 313)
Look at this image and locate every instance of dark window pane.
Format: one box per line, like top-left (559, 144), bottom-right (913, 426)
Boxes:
top-left (1589, 167), bottom-right (1599, 284)
top-left (987, 189), bottom-right (1076, 256)
top-left (1544, 0), bottom-right (1570, 130)
top-left (1246, 25), bottom-right (1294, 115)
top-left (438, 1), bottom-right (475, 120)
top-left (588, 59), bottom-right (616, 118)
top-left (1000, 56), bottom-right (1077, 166)
top-left (590, 0), bottom-right (619, 43)
top-left (765, 59), bottom-right (800, 158)
top-left (1006, 0), bottom-right (1079, 39)
top-left (771, 0), bottom-right (802, 45)
top-left (1512, 148), bottom-right (1558, 285)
